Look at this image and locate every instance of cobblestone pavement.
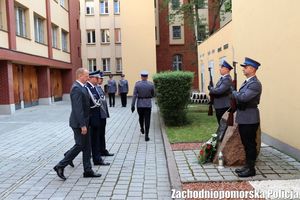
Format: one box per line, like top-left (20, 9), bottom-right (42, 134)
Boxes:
top-left (174, 144), bottom-right (300, 183)
top-left (0, 98), bottom-right (172, 200)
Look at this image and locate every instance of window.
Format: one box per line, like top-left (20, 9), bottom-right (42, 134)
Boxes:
top-left (87, 30), bottom-right (96, 44)
top-left (88, 59), bottom-right (97, 72)
top-left (61, 30), bottom-right (68, 52)
top-left (52, 24), bottom-right (59, 48)
top-left (172, 54), bottom-right (182, 71)
top-left (101, 29), bottom-right (110, 43)
top-left (116, 58), bottom-right (122, 72)
top-left (102, 58), bottom-right (110, 72)
top-left (172, 26), bottom-right (181, 39)
top-left (115, 28), bottom-right (121, 43)
top-left (34, 14), bottom-right (45, 43)
top-left (15, 6), bottom-right (27, 37)
top-left (60, 0), bottom-right (68, 9)
top-left (85, 0), bottom-right (94, 15)
top-left (114, 0), bottom-right (120, 14)
top-left (171, 0), bottom-right (180, 10)
top-left (100, 0), bottom-right (108, 14)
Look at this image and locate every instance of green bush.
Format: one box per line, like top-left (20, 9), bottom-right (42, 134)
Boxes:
top-left (153, 71), bottom-right (194, 126)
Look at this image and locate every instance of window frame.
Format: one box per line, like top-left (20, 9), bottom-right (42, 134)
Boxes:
top-left (172, 54), bottom-right (183, 71)
top-left (88, 58), bottom-right (97, 72)
top-left (114, 28), bottom-right (121, 44)
top-left (87, 29), bottom-right (96, 44)
top-left (100, 0), bottom-right (109, 14)
top-left (51, 24), bottom-right (59, 48)
top-left (102, 58), bottom-right (111, 72)
top-left (15, 6), bottom-right (27, 37)
top-left (61, 29), bottom-right (69, 52)
top-left (34, 14), bottom-right (45, 44)
top-left (114, 0), bottom-right (120, 14)
top-left (172, 26), bottom-right (181, 39)
top-left (116, 58), bottom-right (122, 72)
top-left (101, 29), bottom-right (110, 44)
top-left (85, 0), bottom-right (95, 15)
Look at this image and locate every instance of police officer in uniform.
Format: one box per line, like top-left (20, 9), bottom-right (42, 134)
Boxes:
top-left (53, 68), bottom-right (101, 180)
top-left (208, 60), bottom-right (233, 124)
top-left (107, 74), bottom-right (117, 107)
top-left (131, 71), bottom-right (155, 141)
top-left (232, 57), bottom-right (262, 178)
top-left (118, 74), bottom-right (129, 107)
top-left (85, 70), bottom-right (111, 165)
top-left (97, 71), bottom-right (114, 157)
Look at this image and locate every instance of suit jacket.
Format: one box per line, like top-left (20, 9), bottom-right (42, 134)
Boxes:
top-left (209, 74), bottom-right (232, 109)
top-left (69, 81), bottom-right (90, 128)
top-left (235, 76), bottom-right (262, 124)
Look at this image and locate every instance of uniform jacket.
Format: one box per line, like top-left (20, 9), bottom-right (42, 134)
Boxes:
top-left (107, 79), bottom-right (117, 93)
top-left (69, 81), bottom-right (90, 128)
top-left (235, 76), bottom-right (262, 124)
top-left (209, 74), bottom-right (232, 109)
top-left (118, 79), bottom-right (129, 94)
top-left (131, 80), bottom-right (155, 108)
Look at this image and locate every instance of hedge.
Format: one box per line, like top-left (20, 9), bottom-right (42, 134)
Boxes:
top-left (153, 71), bottom-right (194, 126)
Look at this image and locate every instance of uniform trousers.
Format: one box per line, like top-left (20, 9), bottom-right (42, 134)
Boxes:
top-left (108, 93), bottom-right (115, 107)
top-left (215, 107), bottom-right (229, 125)
top-left (238, 123), bottom-right (259, 163)
top-left (137, 107), bottom-right (151, 135)
top-left (120, 93), bottom-right (127, 107)
top-left (90, 119), bottom-right (107, 162)
top-left (57, 128), bottom-right (92, 172)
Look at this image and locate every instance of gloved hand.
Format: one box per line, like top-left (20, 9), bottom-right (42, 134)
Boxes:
top-left (232, 90), bottom-right (238, 98)
top-left (207, 85), bottom-right (213, 91)
top-left (131, 106), bottom-right (135, 113)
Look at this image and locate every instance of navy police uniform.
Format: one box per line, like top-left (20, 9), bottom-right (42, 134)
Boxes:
top-left (131, 71), bottom-right (155, 141)
top-left (208, 60), bottom-right (233, 124)
top-left (232, 57), bottom-right (262, 178)
top-left (118, 74), bottom-right (129, 107)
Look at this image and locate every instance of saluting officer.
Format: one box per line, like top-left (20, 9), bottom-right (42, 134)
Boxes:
top-left (85, 70), bottom-right (110, 166)
top-left (208, 60), bottom-right (233, 124)
top-left (118, 74), bottom-right (129, 107)
top-left (107, 74), bottom-right (117, 107)
top-left (97, 71), bottom-right (114, 157)
top-left (131, 71), bottom-right (155, 141)
top-left (232, 57), bottom-right (262, 178)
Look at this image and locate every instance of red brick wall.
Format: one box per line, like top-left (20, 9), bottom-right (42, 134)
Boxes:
top-left (208, 0), bottom-right (220, 34)
top-left (156, 0), bottom-right (199, 89)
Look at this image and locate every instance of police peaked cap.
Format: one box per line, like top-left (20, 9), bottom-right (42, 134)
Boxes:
top-left (240, 57), bottom-right (261, 69)
top-left (221, 60), bottom-right (233, 70)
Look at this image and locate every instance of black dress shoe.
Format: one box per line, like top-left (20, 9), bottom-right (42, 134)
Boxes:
top-left (53, 166), bottom-right (66, 180)
top-left (100, 152), bottom-right (114, 156)
top-left (83, 171), bottom-right (102, 178)
top-left (64, 153), bottom-right (74, 167)
top-left (237, 168), bottom-right (256, 177)
top-left (94, 161), bottom-right (110, 166)
top-left (140, 129), bottom-right (145, 134)
top-left (145, 137), bottom-right (150, 141)
top-left (235, 166), bottom-right (248, 173)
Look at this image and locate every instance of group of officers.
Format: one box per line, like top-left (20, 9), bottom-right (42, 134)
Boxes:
top-left (53, 69), bottom-right (154, 180)
top-left (208, 57), bottom-right (262, 178)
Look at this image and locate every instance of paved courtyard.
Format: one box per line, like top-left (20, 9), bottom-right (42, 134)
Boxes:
top-left (0, 98), bottom-right (172, 200)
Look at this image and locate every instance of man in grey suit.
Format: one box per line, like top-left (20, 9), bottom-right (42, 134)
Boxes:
top-left (131, 71), bottom-right (155, 141)
top-left (53, 68), bottom-right (101, 180)
top-left (118, 74), bottom-right (129, 107)
top-left (208, 60), bottom-right (233, 124)
top-left (232, 57), bottom-right (262, 178)
top-left (107, 74), bottom-right (117, 107)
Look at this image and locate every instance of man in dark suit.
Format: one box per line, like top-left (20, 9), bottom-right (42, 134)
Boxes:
top-left (53, 68), bottom-right (101, 180)
top-left (86, 70), bottom-right (112, 165)
top-left (208, 60), bottom-right (233, 124)
top-left (232, 57), bottom-right (262, 178)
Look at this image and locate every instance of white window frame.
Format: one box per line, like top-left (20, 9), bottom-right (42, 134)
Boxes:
top-left (172, 26), bottom-right (181, 39)
top-left (116, 58), bottom-right (122, 72)
top-left (101, 29), bottom-right (110, 43)
top-left (87, 30), bottom-right (96, 44)
top-left (172, 54), bottom-right (182, 71)
top-left (85, 1), bottom-right (94, 15)
top-left (15, 6), bottom-right (26, 37)
top-left (88, 59), bottom-right (97, 72)
top-left (114, 0), bottom-right (120, 14)
top-left (100, 0), bottom-right (109, 14)
top-left (51, 24), bottom-right (59, 48)
top-left (34, 14), bottom-right (44, 44)
top-left (115, 28), bottom-right (121, 43)
top-left (102, 58), bottom-right (111, 72)
top-left (61, 30), bottom-right (68, 52)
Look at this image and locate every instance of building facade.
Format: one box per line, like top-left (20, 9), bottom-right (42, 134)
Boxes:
top-left (0, 0), bottom-right (81, 114)
top-left (156, 0), bottom-right (199, 89)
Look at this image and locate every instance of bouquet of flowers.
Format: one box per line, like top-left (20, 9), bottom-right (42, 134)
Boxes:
top-left (198, 133), bottom-right (218, 164)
